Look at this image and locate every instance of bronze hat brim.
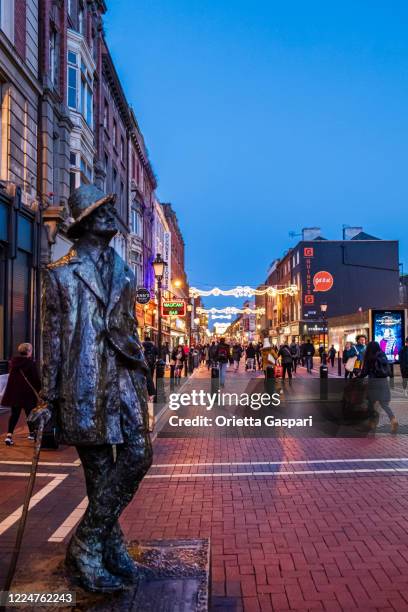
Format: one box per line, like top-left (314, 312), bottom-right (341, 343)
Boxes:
top-left (66, 193), bottom-right (117, 239)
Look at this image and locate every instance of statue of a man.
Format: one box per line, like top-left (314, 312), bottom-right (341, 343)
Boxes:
top-left (30, 185), bottom-right (154, 592)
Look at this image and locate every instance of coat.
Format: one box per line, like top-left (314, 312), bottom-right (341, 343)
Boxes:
top-left (2, 356), bottom-right (41, 410)
top-left (42, 244), bottom-right (150, 446)
top-left (360, 351), bottom-right (391, 404)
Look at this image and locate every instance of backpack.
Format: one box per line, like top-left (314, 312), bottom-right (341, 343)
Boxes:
top-left (374, 355), bottom-right (390, 378)
top-left (217, 345), bottom-right (229, 362)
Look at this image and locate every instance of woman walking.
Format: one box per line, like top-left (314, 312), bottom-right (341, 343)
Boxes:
top-left (3, 343), bottom-right (41, 446)
top-left (359, 341), bottom-right (398, 433)
top-left (343, 341), bottom-right (357, 379)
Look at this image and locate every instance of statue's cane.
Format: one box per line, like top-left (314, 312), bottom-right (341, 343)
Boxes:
top-left (1, 378), bottom-right (48, 602)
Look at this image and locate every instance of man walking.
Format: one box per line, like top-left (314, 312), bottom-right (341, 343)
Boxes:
top-left (216, 338), bottom-right (230, 387)
top-left (303, 339), bottom-right (315, 373)
top-left (29, 185), bottom-right (153, 593)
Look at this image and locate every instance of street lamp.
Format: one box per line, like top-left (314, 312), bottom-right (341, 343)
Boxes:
top-left (152, 253), bottom-right (167, 358)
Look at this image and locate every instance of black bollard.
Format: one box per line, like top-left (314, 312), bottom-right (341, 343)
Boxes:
top-left (155, 359), bottom-right (166, 403)
top-left (189, 352), bottom-right (194, 374)
top-left (211, 364), bottom-right (220, 396)
top-left (337, 354), bottom-right (342, 377)
top-left (264, 365), bottom-right (276, 394)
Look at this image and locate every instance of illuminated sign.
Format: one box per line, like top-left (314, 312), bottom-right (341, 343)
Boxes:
top-left (162, 300), bottom-right (186, 317)
top-left (371, 309), bottom-right (405, 364)
top-left (313, 271), bottom-right (334, 292)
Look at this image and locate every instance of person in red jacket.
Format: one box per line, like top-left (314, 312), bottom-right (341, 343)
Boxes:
top-left (2, 343), bottom-right (41, 446)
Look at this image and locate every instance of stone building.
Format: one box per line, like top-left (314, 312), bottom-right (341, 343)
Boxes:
top-left (0, 0), bottom-right (42, 370)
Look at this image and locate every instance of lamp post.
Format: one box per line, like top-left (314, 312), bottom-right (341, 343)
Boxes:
top-left (320, 302), bottom-right (329, 383)
top-left (152, 253), bottom-right (167, 358)
top-left (320, 303), bottom-right (328, 350)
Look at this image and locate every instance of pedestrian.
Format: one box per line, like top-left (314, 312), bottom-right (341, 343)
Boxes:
top-left (216, 338), bottom-right (230, 387)
top-left (278, 343), bottom-right (293, 379)
top-left (232, 343), bottom-right (243, 372)
top-left (245, 342), bottom-right (256, 371)
top-left (343, 341), bottom-right (358, 379)
top-left (328, 345), bottom-right (337, 368)
top-left (398, 337), bottom-right (408, 397)
top-left (359, 341), bottom-right (398, 433)
top-left (353, 334), bottom-right (367, 377)
top-left (3, 343), bottom-right (41, 446)
top-left (142, 335), bottom-right (159, 378)
top-left (255, 342), bottom-right (262, 370)
top-left (209, 341), bottom-right (218, 369)
top-left (171, 345), bottom-right (185, 381)
top-left (318, 344), bottom-right (325, 363)
top-left (289, 339), bottom-right (300, 373)
top-left (303, 339), bottom-right (315, 373)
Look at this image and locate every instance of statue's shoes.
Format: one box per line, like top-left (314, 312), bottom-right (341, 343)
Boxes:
top-left (66, 535), bottom-right (125, 593)
top-left (104, 542), bottom-right (154, 584)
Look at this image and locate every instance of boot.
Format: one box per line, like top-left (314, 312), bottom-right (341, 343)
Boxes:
top-left (65, 534), bottom-right (124, 593)
top-left (390, 417), bottom-right (399, 434)
top-left (104, 523), bottom-right (153, 584)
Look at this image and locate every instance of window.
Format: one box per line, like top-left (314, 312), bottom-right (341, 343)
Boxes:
top-left (67, 0), bottom-right (72, 15)
top-left (120, 181), bottom-right (124, 214)
top-left (67, 51), bottom-right (78, 109)
top-left (69, 151), bottom-right (76, 166)
top-left (0, 0), bottom-right (15, 42)
top-left (103, 100), bottom-right (108, 130)
top-left (130, 251), bottom-right (143, 287)
top-left (80, 157), bottom-right (92, 184)
top-left (113, 120), bottom-right (117, 148)
top-left (112, 167), bottom-right (117, 194)
top-left (131, 208), bottom-right (142, 237)
top-left (120, 136), bottom-right (125, 162)
top-left (49, 29), bottom-right (58, 87)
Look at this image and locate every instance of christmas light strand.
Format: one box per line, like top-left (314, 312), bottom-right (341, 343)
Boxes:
top-left (197, 306), bottom-right (265, 315)
top-left (211, 314), bottom-right (232, 320)
top-left (189, 285), bottom-right (298, 298)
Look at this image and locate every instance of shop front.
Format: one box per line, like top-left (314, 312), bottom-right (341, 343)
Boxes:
top-left (300, 321), bottom-right (328, 349)
top-left (328, 310), bottom-right (369, 352)
top-left (0, 187), bottom-right (39, 373)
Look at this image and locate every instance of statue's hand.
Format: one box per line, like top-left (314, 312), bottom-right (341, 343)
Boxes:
top-left (28, 402), bottom-right (52, 429)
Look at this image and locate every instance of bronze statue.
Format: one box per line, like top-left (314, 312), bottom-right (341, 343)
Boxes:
top-left (29, 185), bottom-right (153, 592)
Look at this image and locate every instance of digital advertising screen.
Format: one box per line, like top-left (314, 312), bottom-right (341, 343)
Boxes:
top-left (371, 309), bottom-right (406, 363)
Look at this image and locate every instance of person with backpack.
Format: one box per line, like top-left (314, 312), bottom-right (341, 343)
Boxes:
top-left (3, 343), bottom-right (41, 446)
top-left (278, 344), bottom-right (294, 379)
top-left (328, 345), bottom-right (337, 368)
top-left (209, 341), bottom-right (218, 369)
top-left (289, 340), bottom-right (300, 373)
top-left (359, 341), bottom-right (398, 433)
top-left (398, 337), bottom-right (408, 397)
top-left (142, 336), bottom-right (159, 378)
top-left (216, 338), bottom-right (230, 387)
top-left (245, 342), bottom-right (256, 371)
top-left (303, 339), bottom-right (315, 373)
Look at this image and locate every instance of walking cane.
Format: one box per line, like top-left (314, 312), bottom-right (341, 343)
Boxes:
top-left (1, 412), bottom-right (45, 605)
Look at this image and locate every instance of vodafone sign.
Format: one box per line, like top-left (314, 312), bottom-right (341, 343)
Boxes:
top-left (313, 271), bottom-right (334, 292)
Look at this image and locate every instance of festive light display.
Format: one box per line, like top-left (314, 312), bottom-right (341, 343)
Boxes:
top-left (197, 306), bottom-right (265, 315)
top-left (189, 285), bottom-right (298, 298)
top-left (211, 314), bottom-right (232, 320)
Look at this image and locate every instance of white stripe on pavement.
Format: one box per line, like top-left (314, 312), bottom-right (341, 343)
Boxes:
top-left (0, 473), bottom-right (68, 536)
top-left (144, 467), bottom-right (408, 479)
top-left (48, 496), bottom-right (88, 542)
top-left (0, 460), bottom-right (80, 467)
top-left (151, 457), bottom-right (408, 468)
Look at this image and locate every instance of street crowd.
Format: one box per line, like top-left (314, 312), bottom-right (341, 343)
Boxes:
top-left (2, 333), bottom-right (408, 445)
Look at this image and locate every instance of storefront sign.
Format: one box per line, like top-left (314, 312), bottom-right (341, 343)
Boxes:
top-left (370, 309), bottom-right (405, 364)
top-left (302, 323), bottom-right (328, 335)
top-left (313, 271), bottom-right (334, 292)
top-left (303, 247), bottom-right (314, 305)
top-left (162, 232), bottom-right (171, 290)
top-left (136, 287), bottom-right (150, 304)
top-left (162, 300), bottom-right (186, 317)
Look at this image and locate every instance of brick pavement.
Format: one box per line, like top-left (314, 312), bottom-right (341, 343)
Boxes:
top-left (1, 364), bottom-right (408, 610)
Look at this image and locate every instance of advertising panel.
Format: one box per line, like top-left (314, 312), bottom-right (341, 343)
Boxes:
top-left (370, 309), bottom-right (405, 363)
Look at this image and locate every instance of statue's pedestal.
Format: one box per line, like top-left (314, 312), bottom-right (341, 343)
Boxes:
top-left (11, 539), bottom-right (210, 611)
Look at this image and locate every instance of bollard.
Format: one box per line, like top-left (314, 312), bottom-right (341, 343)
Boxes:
top-left (211, 364), bottom-right (220, 396)
top-left (320, 363), bottom-right (328, 400)
top-left (189, 352), bottom-right (194, 374)
top-left (154, 359), bottom-right (166, 403)
top-left (264, 365), bottom-right (275, 394)
top-left (338, 354), bottom-right (342, 377)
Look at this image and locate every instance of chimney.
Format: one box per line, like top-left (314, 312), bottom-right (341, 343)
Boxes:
top-left (343, 226), bottom-right (363, 240)
top-left (302, 227), bottom-right (321, 241)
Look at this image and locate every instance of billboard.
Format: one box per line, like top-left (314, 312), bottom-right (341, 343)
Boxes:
top-left (370, 309), bottom-right (405, 364)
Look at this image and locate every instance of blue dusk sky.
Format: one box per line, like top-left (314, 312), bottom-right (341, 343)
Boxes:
top-left (105, 1), bottom-right (408, 310)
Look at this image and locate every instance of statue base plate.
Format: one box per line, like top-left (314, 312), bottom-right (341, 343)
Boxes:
top-left (10, 539), bottom-right (210, 611)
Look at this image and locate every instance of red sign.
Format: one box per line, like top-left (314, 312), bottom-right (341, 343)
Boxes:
top-left (304, 295), bottom-right (315, 304)
top-left (313, 271), bottom-right (334, 292)
top-left (161, 300), bottom-right (186, 317)
top-left (304, 247), bottom-right (314, 257)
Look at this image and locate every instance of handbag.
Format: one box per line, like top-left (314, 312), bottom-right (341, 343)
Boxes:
top-left (345, 356), bottom-right (357, 372)
top-left (20, 370), bottom-right (59, 450)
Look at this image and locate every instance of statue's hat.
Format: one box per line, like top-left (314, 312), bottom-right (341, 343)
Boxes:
top-left (66, 184), bottom-right (116, 239)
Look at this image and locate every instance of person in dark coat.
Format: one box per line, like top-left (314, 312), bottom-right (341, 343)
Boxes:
top-left (328, 345), bottom-right (337, 368)
top-left (28, 185), bottom-right (153, 593)
top-left (3, 343), bottom-right (41, 446)
top-left (303, 340), bottom-right (315, 373)
top-left (278, 344), bottom-right (293, 379)
top-left (398, 337), bottom-right (408, 396)
top-left (359, 341), bottom-right (398, 433)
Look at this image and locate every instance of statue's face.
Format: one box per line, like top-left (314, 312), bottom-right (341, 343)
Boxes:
top-left (85, 201), bottom-right (118, 239)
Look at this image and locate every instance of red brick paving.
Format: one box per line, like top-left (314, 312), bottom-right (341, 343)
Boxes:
top-left (2, 367), bottom-right (408, 610)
